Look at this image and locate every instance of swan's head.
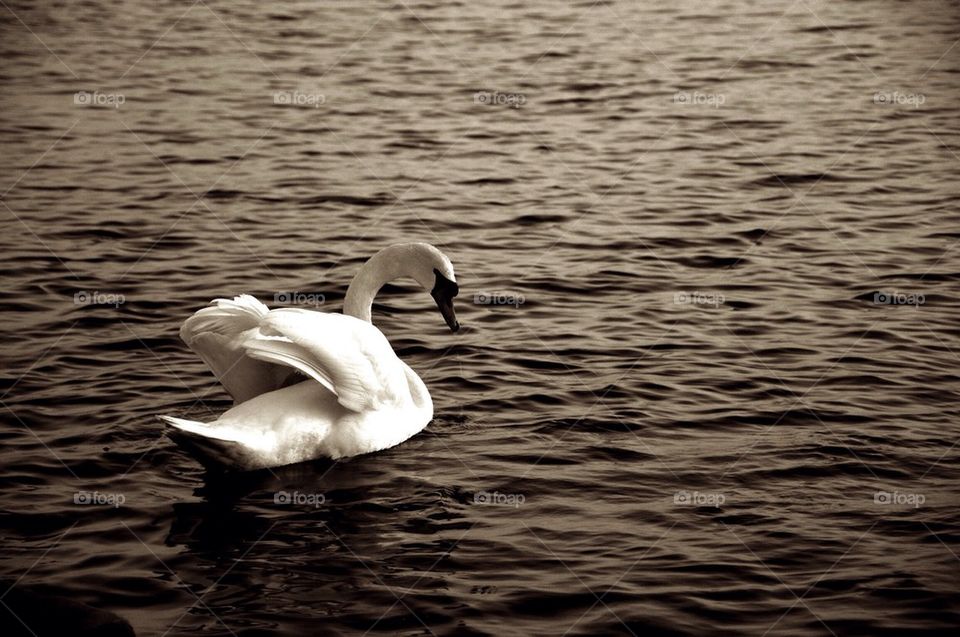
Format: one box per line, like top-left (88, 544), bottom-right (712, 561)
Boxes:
top-left (405, 243), bottom-right (460, 333)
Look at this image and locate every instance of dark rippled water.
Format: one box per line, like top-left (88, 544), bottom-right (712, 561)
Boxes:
top-left (2, 1), bottom-right (960, 635)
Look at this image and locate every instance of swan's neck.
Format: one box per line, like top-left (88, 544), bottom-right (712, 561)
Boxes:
top-left (342, 245), bottom-right (411, 322)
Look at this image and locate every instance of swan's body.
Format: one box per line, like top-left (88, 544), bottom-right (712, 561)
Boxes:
top-left (160, 243), bottom-right (459, 471)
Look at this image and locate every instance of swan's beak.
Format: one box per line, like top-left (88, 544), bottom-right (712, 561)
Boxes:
top-left (431, 269), bottom-right (460, 333)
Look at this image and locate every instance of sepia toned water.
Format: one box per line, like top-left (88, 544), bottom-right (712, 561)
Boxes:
top-left (1, 1), bottom-right (959, 635)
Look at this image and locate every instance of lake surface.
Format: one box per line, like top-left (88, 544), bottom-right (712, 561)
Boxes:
top-left (1, 0), bottom-right (959, 635)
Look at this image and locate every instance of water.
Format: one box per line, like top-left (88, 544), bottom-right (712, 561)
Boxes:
top-left (1, 0), bottom-right (959, 635)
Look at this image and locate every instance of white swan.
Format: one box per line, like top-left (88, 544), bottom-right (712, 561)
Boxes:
top-left (159, 242), bottom-right (460, 471)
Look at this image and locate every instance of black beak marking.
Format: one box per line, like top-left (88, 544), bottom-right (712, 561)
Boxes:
top-left (431, 268), bottom-right (460, 333)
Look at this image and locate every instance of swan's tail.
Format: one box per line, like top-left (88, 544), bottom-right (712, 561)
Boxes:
top-left (159, 415), bottom-right (258, 471)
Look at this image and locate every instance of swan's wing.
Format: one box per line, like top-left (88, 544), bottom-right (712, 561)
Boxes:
top-left (180, 295), bottom-right (297, 403)
top-left (243, 308), bottom-right (411, 413)
top-left (242, 337), bottom-right (337, 396)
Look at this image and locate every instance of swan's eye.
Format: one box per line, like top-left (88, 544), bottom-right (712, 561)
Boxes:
top-left (431, 268), bottom-right (459, 297)
top-left (431, 268), bottom-right (460, 332)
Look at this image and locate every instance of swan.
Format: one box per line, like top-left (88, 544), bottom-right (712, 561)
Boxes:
top-left (159, 242), bottom-right (460, 471)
